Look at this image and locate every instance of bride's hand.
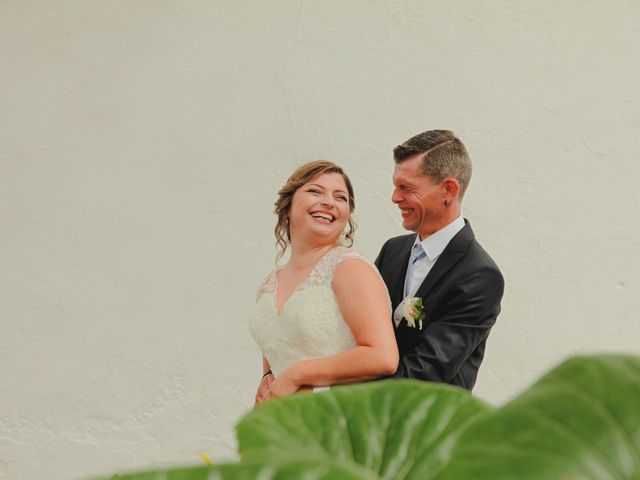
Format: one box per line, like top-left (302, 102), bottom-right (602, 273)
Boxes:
top-left (265, 370), bottom-right (301, 399)
top-left (254, 373), bottom-right (275, 406)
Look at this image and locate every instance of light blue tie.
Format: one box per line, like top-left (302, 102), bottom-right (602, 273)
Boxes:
top-left (405, 243), bottom-right (427, 297)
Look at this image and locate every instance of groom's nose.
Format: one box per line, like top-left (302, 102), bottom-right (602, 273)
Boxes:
top-left (391, 188), bottom-right (402, 204)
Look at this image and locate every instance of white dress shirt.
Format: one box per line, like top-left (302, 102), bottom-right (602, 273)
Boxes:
top-left (404, 215), bottom-right (465, 297)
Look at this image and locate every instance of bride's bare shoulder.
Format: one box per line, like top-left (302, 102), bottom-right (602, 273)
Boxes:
top-left (332, 252), bottom-right (390, 313)
top-left (332, 249), bottom-right (382, 286)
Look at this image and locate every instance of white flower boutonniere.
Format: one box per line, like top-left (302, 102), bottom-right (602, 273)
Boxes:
top-left (395, 297), bottom-right (426, 330)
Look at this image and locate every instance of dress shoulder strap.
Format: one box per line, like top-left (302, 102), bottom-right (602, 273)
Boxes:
top-left (255, 270), bottom-right (277, 302)
top-left (309, 246), bottom-right (372, 286)
top-left (306, 246), bottom-right (390, 309)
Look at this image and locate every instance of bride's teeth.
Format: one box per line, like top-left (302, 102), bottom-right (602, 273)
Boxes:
top-left (311, 213), bottom-right (333, 222)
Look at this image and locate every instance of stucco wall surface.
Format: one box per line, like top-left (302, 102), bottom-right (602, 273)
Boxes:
top-left (1, 1), bottom-right (639, 479)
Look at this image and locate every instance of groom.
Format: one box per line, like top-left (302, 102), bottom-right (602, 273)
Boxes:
top-left (375, 130), bottom-right (504, 390)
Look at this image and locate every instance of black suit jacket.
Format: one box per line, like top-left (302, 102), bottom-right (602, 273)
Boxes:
top-left (375, 220), bottom-right (504, 390)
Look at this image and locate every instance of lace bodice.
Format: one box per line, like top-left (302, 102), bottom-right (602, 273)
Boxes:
top-left (249, 246), bottom-right (373, 376)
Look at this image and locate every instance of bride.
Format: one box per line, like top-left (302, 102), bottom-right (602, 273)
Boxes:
top-left (250, 160), bottom-right (398, 404)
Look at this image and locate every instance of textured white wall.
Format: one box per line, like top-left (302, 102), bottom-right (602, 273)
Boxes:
top-left (2, 1), bottom-right (639, 479)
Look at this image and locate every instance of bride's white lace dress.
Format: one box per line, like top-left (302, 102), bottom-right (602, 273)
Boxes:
top-left (249, 246), bottom-right (377, 376)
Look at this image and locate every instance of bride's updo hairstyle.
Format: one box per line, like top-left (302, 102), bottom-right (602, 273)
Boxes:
top-left (274, 160), bottom-right (356, 261)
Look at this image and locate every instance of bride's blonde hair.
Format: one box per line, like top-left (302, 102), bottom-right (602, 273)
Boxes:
top-left (274, 160), bottom-right (356, 261)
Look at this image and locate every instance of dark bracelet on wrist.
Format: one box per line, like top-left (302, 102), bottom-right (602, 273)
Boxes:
top-left (261, 369), bottom-right (273, 379)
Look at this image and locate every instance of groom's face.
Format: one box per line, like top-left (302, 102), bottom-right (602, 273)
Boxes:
top-left (392, 154), bottom-right (446, 238)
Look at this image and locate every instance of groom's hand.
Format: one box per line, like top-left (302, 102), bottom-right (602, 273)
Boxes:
top-left (254, 373), bottom-right (275, 406)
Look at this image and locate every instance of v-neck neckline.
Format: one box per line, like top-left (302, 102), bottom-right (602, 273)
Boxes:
top-left (273, 246), bottom-right (338, 317)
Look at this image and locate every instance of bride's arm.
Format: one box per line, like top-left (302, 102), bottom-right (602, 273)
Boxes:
top-left (268, 259), bottom-right (398, 398)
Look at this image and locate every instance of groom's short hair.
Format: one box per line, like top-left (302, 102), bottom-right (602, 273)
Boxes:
top-left (393, 130), bottom-right (472, 198)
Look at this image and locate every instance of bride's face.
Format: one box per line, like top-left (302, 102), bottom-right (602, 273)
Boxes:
top-left (289, 172), bottom-right (351, 245)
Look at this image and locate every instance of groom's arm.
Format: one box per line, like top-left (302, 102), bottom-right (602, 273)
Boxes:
top-left (394, 265), bottom-right (504, 388)
top-left (374, 239), bottom-right (388, 271)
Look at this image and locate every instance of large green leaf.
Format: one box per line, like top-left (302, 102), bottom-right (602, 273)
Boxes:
top-left (236, 380), bottom-right (492, 479)
top-left (98, 460), bottom-right (372, 480)
top-left (92, 355), bottom-right (640, 480)
top-left (436, 354), bottom-right (640, 480)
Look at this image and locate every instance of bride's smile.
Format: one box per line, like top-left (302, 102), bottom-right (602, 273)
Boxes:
top-left (309, 210), bottom-right (335, 223)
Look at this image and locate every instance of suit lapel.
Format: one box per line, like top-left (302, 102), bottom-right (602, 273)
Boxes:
top-left (414, 221), bottom-right (475, 299)
top-left (390, 235), bottom-right (415, 308)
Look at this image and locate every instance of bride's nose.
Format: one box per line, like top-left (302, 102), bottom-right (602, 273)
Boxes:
top-left (320, 196), bottom-right (335, 209)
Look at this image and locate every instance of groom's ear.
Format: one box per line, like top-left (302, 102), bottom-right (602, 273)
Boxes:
top-left (442, 178), bottom-right (461, 202)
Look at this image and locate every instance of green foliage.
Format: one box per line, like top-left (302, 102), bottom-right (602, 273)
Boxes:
top-left (435, 354), bottom-right (640, 480)
top-left (103, 462), bottom-right (371, 480)
top-left (237, 381), bottom-right (491, 479)
top-left (97, 354), bottom-right (640, 480)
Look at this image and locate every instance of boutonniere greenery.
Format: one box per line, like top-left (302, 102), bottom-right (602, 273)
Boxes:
top-left (401, 297), bottom-right (426, 329)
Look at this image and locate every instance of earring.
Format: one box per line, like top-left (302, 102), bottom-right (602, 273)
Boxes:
top-left (443, 199), bottom-right (449, 207)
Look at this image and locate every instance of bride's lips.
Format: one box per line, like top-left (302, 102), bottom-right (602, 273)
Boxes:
top-left (309, 210), bottom-right (335, 223)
